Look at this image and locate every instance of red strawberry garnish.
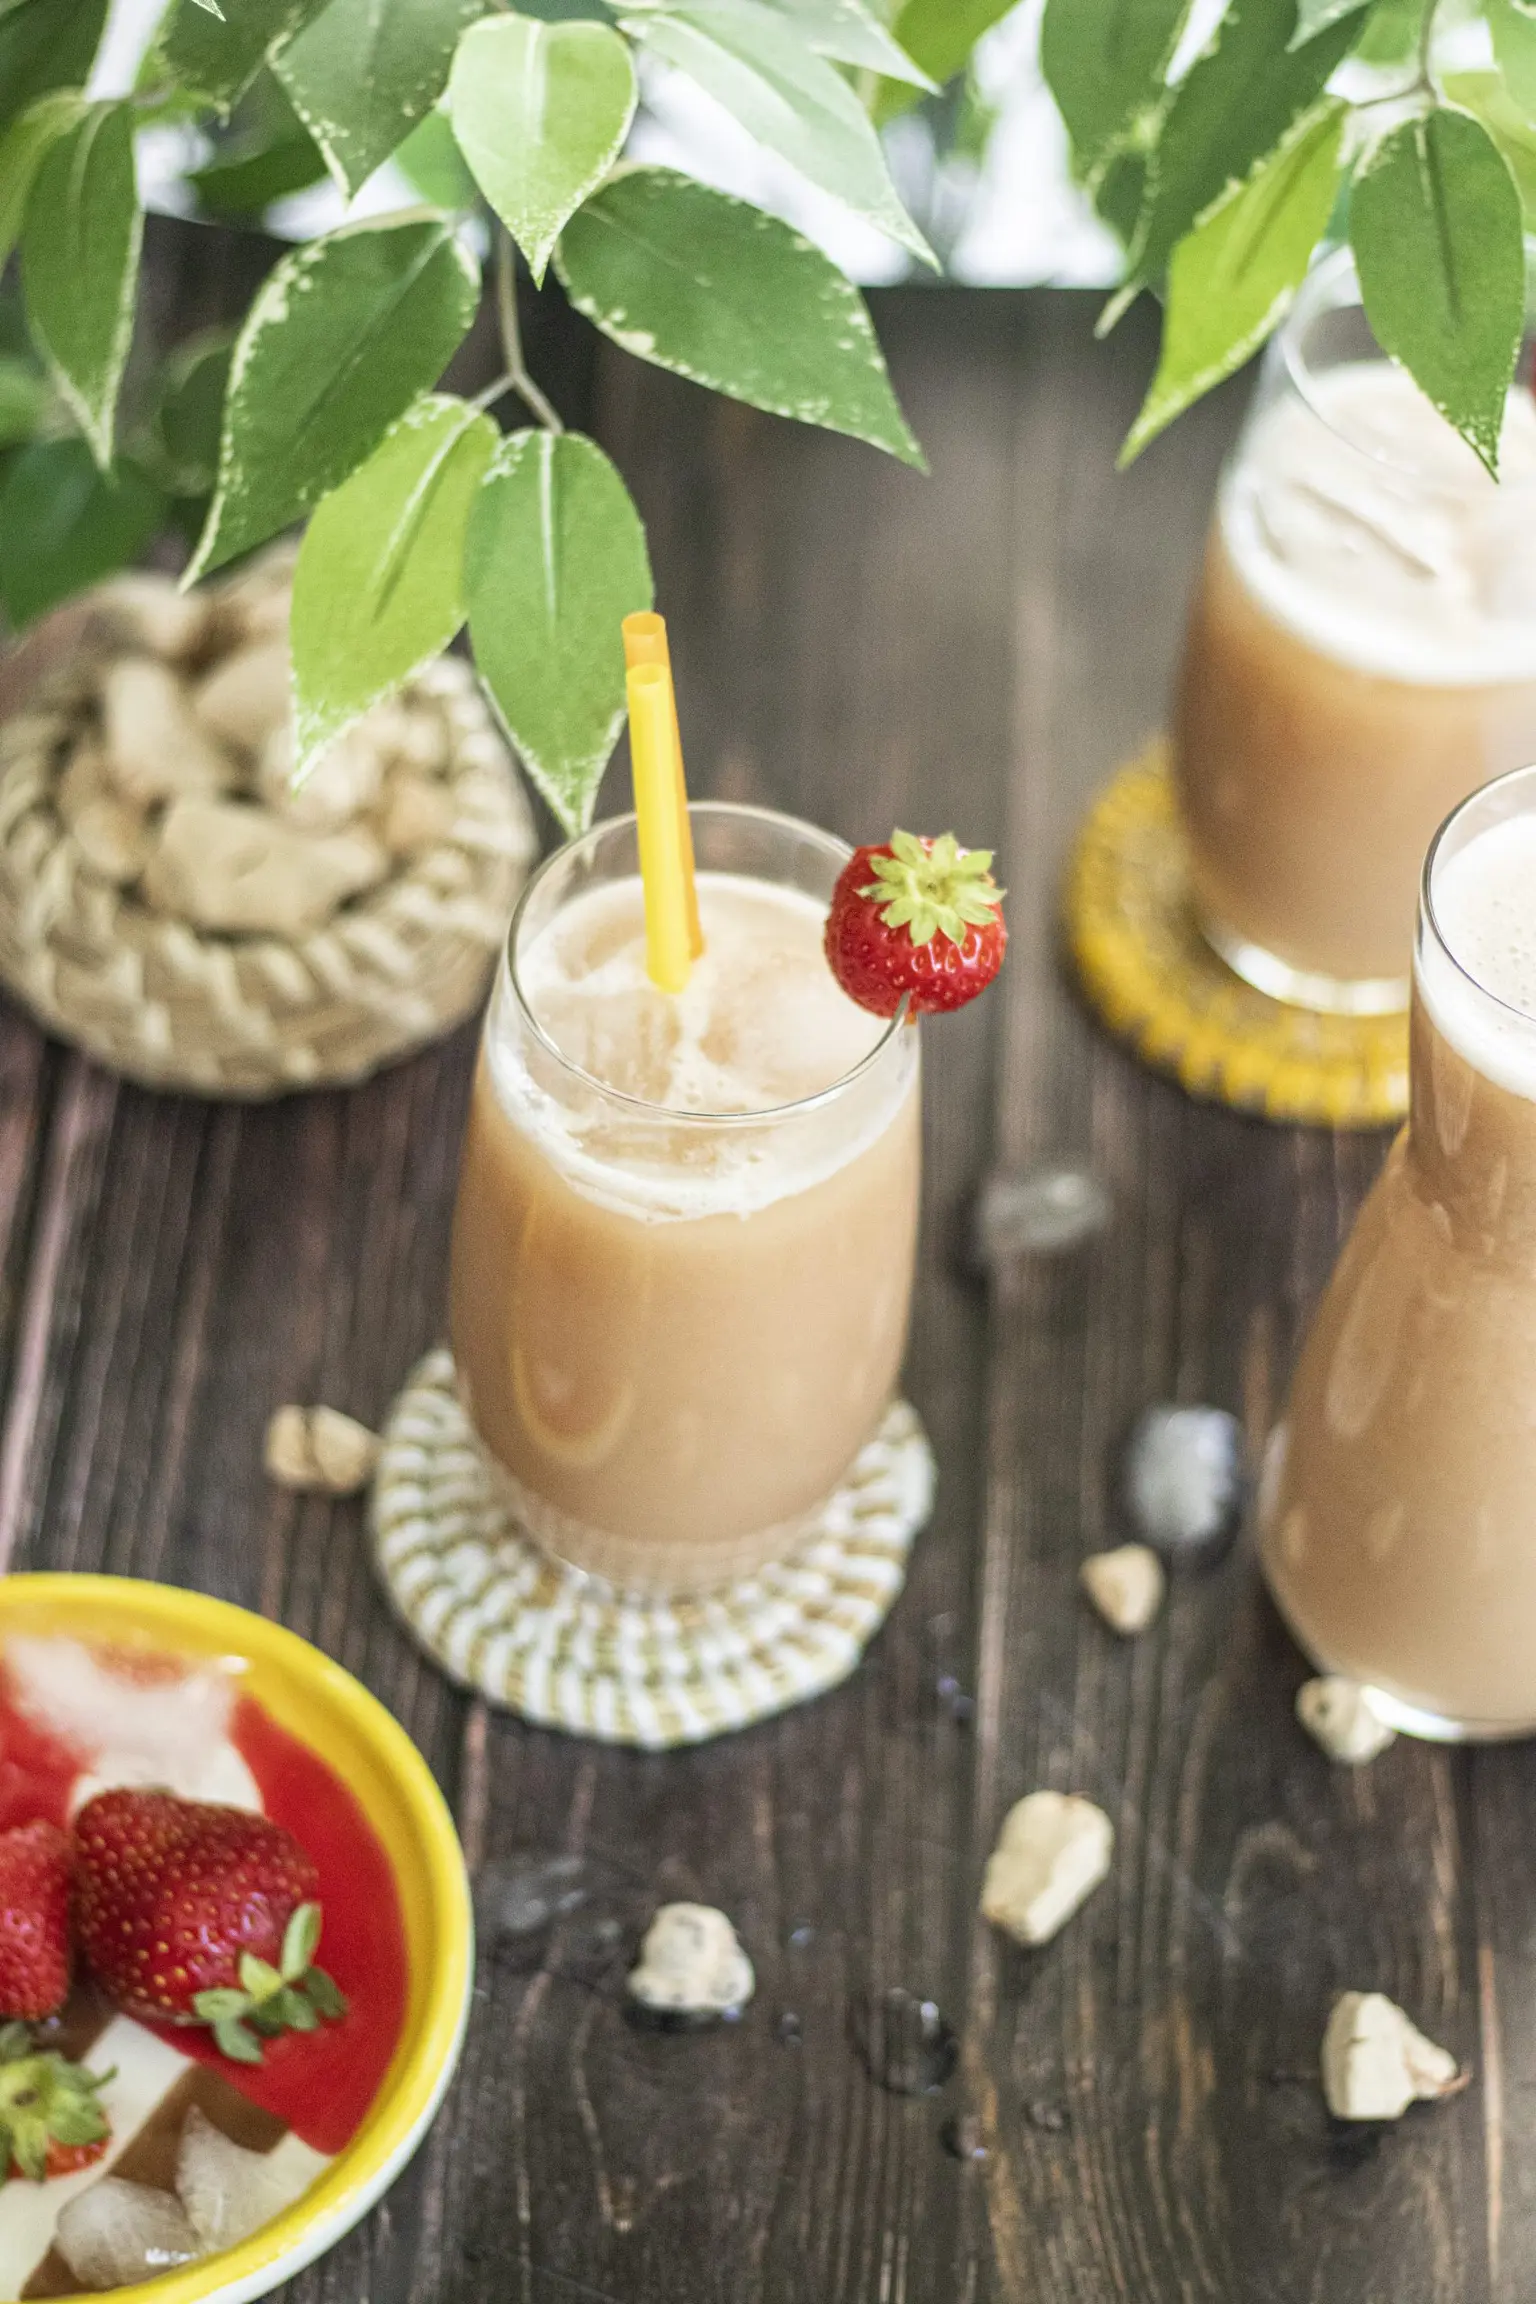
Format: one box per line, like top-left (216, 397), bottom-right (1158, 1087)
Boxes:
top-left (0, 1822), bottom-right (71, 2020)
top-left (74, 1789), bottom-right (346, 2064)
top-left (825, 830), bottom-right (1006, 1018)
top-left (0, 2022), bottom-right (112, 2182)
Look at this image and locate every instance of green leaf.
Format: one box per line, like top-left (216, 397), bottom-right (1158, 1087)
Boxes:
top-left (187, 211), bottom-right (480, 582)
top-left (1353, 0), bottom-right (1429, 67)
top-left (293, 394), bottom-right (496, 775)
top-left (191, 1988), bottom-right (250, 2021)
top-left (1351, 107), bottom-right (1525, 476)
top-left (1289, 0), bottom-right (1370, 40)
top-left (395, 109), bottom-right (478, 210)
top-left (303, 1966), bottom-right (347, 2018)
top-left (556, 167), bottom-right (924, 465)
top-left (620, 0), bottom-right (933, 264)
top-left (22, 102), bottom-right (143, 468)
top-left (1444, 67), bottom-right (1536, 223)
top-left (767, 0), bottom-right (935, 87)
top-left (238, 1952), bottom-right (285, 2001)
top-left (280, 1900), bottom-right (323, 1978)
top-left (465, 428), bottom-right (653, 833)
top-left (0, 441), bottom-right (163, 625)
top-left (0, 358), bottom-right (46, 450)
top-left (153, 332), bottom-right (234, 495)
top-left (276, 1989), bottom-right (319, 2030)
top-left (1041, 0), bottom-right (1191, 175)
top-left (0, 94), bottom-right (88, 272)
top-left (1123, 98), bottom-right (1345, 462)
top-left (1490, 0), bottom-right (1536, 121)
top-left (212, 2017), bottom-right (264, 2064)
top-left (273, 0), bottom-right (488, 201)
top-left (1125, 0), bottom-right (1364, 296)
top-left (156, 0), bottom-right (334, 110)
top-left (448, 15), bottom-right (636, 285)
top-left (885, 0), bottom-right (1015, 91)
top-left (0, 0), bottom-right (106, 136)
top-left (192, 133), bottom-right (327, 216)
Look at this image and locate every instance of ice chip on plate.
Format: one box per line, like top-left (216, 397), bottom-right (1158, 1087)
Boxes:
top-left (55, 2177), bottom-right (202, 2289)
top-left (177, 2105), bottom-right (314, 2252)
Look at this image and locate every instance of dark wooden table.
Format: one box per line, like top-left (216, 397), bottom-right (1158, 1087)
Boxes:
top-left (0, 254), bottom-right (1514, 2304)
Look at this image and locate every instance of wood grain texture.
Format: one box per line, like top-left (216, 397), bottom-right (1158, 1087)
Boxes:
top-left (0, 243), bottom-right (1507, 2301)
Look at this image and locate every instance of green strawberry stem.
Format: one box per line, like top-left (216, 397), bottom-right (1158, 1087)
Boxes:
top-left (0, 2025), bottom-right (113, 2182)
top-left (191, 1901), bottom-right (347, 2066)
top-left (861, 830), bottom-right (1004, 948)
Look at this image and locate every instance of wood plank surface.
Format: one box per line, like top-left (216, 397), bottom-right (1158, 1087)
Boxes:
top-left (0, 241), bottom-right (1513, 2302)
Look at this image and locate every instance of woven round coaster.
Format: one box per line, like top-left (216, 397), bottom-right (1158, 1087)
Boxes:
top-left (1065, 747), bottom-right (1408, 1128)
top-left (0, 561), bottom-right (534, 1099)
top-left (370, 1350), bottom-right (936, 1749)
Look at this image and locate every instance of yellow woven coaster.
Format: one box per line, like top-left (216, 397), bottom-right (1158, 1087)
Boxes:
top-left (371, 1351), bottom-right (935, 1750)
top-left (1065, 748), bottom-right (1408, 1128)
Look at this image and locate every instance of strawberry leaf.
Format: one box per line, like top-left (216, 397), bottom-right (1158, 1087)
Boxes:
top-left (212, 2018), bottom-right (264, 2065)
top-left (304, 1966), bottom-right (347, 2019)
top-left (238, 1953), bottom-right (286, 2003)
top-left (280, 1901), bottom-right (321, 1980)
top-left (192, 1988), bottom-right (248, 2021)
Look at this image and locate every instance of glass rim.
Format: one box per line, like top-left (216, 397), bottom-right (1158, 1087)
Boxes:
top-left (1276, 243), bottom-right (1536, 486)
top-left (500, 799), bottom-right (912, 1129)
top-left (1420, 762), bottom-right (1536, 1032)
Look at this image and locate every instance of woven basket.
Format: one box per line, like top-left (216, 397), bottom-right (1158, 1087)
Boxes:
top-left (0, 586), bottom-right (535, 1100)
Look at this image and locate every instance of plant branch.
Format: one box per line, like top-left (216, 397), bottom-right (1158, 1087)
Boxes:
top-left (494, 230), bottom-right (564, 434)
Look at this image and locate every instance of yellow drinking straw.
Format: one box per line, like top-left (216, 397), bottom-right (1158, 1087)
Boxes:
top-left (626, 658), bottom-right (695, 994)
top-left (622, 612), bottom-right (704, 960)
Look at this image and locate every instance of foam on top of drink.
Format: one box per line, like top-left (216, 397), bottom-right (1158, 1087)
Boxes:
top-left (1222, 362), bottom-right (1536, 685)
top-left (488, 871), bottom-right (914, 1217)
top-left (1421, 811), bottom-right (1536, 1101)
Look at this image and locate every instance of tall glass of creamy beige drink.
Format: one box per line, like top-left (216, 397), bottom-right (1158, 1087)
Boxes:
top-left (1174, 250), bottom-right (1536, 1012)
top-left (448, 803), bottom-right (921, 1594)
top-left (1261, 764), bottom-right (1536, 1736)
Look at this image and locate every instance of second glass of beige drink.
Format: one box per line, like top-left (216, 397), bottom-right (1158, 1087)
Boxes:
top-left (448, 804), bottom-right (920, 1593)
top-left (1261, 765), bottom-right (1536, 1737)
top-left (1173, 249), bottom-right (1536, 1012)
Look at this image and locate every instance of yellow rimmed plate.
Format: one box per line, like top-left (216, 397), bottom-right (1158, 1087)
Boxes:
top-left (0, 1575), bottom-right (473, 2304)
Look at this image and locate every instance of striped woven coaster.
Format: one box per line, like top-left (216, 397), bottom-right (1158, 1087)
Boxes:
top-left (371, 1350), bottom-right (935, 1749)
top-left (1066, 748), bottom-right (1409, 1129)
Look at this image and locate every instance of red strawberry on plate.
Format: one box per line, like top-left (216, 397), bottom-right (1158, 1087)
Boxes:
top-left (0, 1821), bottom-right (72, 2020)
top-left (74, 1788), bottom-right (347, 2065)
top-left (825, 830), bottom-right (1006, 1018)
top-left (0, 2022), bottom-right (112, 2183)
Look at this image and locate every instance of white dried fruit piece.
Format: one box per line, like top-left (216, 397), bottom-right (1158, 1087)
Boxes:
top-left (96, 573), bottom-right (211, 662)
top-left (101, 658), bottom-right (234, 806)
top-left (265, 1405), bottom-right (380, 1495)
top-left (627, 1903), bottom-right (755, 2018)
top-left (382, 772), bottom-right (455, 856)
top-left (194, 640), bottom-right (291, 755)
top-left (1321, 1992), bottom-right (1460, 2121)
top-left (144, 799), bottom-right (387, 938)
top-left (258, 721), bottom-right (383, 831)
top-left (55, 2177), bottom-right (202, 2288)
top-left (176, 2104), bottom-right (312, 2250)
top-left (1297, 1677), bottom-right (1397, 1765)
top-left (71, 796), bottom-right (152, 885)
top-left (1080, 1544), bottom-right (1165, 1635)
top-left (980, 1791), bottom-right (1113, 1947)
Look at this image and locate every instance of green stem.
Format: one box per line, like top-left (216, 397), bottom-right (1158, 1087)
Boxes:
top-left (494, 230), bottom-right (564, 434)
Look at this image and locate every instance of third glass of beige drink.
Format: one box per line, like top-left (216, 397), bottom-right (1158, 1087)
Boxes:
top-left (1173, 250), bottom-right (1536, 1012)
top-left (1261, 764), bottom-right (1536, 1737)
top-left (448, 804), bottom-right (921, 1593)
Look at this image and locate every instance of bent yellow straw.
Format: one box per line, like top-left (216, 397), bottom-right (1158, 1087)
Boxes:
top-left (627, 660), bottom-right (695, 994)
top-left (622, 611), bottom-right (704, 959)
